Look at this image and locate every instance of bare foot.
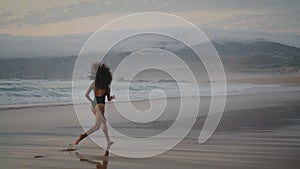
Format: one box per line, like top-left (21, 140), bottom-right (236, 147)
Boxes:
top-left (75, 134), bottom-right (87, 145)
top-left (107, 140), bottom-right (114, 146)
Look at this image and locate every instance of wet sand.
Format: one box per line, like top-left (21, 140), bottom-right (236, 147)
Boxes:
top-left (227, 75), bottom-right (300, 84)
top-left (0, 90), bottom-right (300, 169)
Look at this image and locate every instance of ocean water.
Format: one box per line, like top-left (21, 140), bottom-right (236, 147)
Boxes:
top-left (0, 79), bottom-right (300, 106)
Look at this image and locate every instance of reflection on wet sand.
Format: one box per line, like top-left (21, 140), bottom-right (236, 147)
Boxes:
top-left (75, 150), bottom-right (109, 169)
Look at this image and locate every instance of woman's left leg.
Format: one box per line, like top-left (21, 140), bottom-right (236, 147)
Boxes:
top-left (98, 105), bottom-right (113, 144)
top-left (74, 105), bottom-right (103, 145)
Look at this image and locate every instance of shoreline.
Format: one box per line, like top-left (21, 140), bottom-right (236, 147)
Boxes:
top-left (1, 88), bottom-right (300, 110)
top-left (0, 102), bottom-right (74, 110)
top-left (1, 89), bottom-right (300, 169)
top-left (1, 75), bottom-right (300, 109)
top-left (227, 75), bottom-right (300, 84)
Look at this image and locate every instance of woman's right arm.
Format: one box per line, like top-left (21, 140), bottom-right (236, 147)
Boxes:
top-left (85, 81), bottom-right (94, 103)
top-left (106, 87), bottom-right (115, 101)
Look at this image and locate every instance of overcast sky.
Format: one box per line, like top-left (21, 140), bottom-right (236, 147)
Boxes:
top-left (0, 0), bottom-right (299, 36)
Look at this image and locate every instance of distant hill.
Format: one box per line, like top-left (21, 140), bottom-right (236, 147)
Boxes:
top-left (0, 39), bottom-right (299, 79)
top-left (212, 39), bottom-right (300, 71)
top-left (212, 39), bottom-right (300, 57)
top-left (0, 56), bottom-right (76, 79)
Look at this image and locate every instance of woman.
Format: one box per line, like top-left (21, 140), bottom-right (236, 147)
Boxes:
top-left (74, 63), bottom-right (114, 146)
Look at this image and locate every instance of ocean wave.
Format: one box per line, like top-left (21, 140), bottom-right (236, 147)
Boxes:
top-left (0, 79), bottom-right (300, 106)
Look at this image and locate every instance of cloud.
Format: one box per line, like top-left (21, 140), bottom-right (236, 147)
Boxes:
top-left (0, 0), bottom-right (261, 27)
top-left (0, 0), bottom-right (299, 35)
top-left (0, 1), bottom-right (97, 27)
top-left (0, 13), bottom-right (122, 36)
top-left (207, 8), bottom-right (300, 33)
top-left (0, 9), bottom-right (16, 26)
top-left (0, 0), bottom-right (176, 27)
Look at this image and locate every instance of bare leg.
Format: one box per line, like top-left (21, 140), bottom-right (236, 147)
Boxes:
top-left (102, 122), bottom-right (110, 142)
top-left (98, 105), bottom-right (113, 145)
top-left (74, 104), bottom-right (113, 145)
top-left (74, 133), bottom-right (88, 145)
top-left (74, 106), bottom-right (102, 145)
top-left (90, 104), bottom-right (96, 116)
top-left (85, 106), bottom-right (103, 135)
top-left (102, 122), bottom-right (113, 145)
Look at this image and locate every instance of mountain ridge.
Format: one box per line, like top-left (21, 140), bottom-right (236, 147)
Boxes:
top-left (0, 39), bottom-right (299, 79)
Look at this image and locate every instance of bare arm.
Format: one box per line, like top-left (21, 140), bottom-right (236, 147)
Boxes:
top-left (106, 88), bottom-right (115, 101)
top-left (85, 81), bottom-right (94, 103)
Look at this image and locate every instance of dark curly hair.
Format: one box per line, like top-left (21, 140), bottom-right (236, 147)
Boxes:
top-left (88, 62), bottom-right (100, 80)
top-left (95, 63), bottom-right (112, 89)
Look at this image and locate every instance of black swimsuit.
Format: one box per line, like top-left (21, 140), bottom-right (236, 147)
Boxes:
top-left (95, 93), bottom-right (106, 104)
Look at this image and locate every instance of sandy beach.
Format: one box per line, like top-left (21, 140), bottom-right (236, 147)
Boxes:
top-left (1, 0), bottom-right (300, 168)
top-left (227, 75), bottom-right (300, 84)
top-left (1, 84), bottom-right (300, 169)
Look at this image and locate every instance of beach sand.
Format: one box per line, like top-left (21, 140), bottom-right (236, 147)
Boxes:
top-left (1, 89), bottom-right (300, 168)
top-left (227, 75), bottom-right (300, 84)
